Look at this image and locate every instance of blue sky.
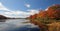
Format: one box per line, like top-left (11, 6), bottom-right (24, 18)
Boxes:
top-left (0, 0), bottom-right (60, 18)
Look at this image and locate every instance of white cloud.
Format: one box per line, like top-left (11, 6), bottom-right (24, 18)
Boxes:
top-left (45, 7), bottom-right (49, 11)
top-left (25, 4), bottom-right (30, 8)
top-left (0, 2), bottom-right (9, 11)
top-left (27, 9), bottom-right (39, 15)
top-left (0, 2), bottom-right (39, 18)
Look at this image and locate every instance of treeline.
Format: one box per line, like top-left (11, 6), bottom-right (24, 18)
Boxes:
top-left (0, 15), bottom-right (7, 19)
top-left (27, 4), bottom-right (60, 24)
top-left (27, 4), bottom-right (60, 31)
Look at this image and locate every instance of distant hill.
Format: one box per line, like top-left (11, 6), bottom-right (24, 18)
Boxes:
top-left (0, 15), bottom-right (8, 22)
top-left (0, 15), bottom-right (7, 19)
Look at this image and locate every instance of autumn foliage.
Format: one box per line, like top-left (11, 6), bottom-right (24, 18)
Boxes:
top-left (37, 10), bottom-right (47, 18)
top-left (28, 4), bottom-right (60, 20)
top-left (28, 4), bottom-right (60, 31)
top-left (47, 4), bottom-right (60, 19)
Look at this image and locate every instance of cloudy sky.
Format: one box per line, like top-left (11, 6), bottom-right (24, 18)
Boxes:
top-left (0, 0), bottom-right (60, 18)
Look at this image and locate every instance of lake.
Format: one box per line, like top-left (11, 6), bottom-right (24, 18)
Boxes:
top-left (0, 19), bottom-right (40, 31)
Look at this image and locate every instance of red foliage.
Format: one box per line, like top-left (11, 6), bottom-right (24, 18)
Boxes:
top-left (47, 4), bottom-right (60, 19)
top-left (29, 14), bottom-right (38, 20)
top-left (37, 10), bottom-right (47, 18)
top-left (28, 4), bottom-right (60, 19)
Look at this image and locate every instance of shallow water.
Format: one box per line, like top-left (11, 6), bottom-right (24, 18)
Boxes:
top-left (0, 19), bottom-right (40, 31)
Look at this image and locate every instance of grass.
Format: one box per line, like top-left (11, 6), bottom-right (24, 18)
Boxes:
top-left (29, 18), bottom-right (60, 31)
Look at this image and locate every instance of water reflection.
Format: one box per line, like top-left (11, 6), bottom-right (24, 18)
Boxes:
top-left (0, 19), bottom-right (6, 22)
top-left (0, 19), bottom-right (40, 31)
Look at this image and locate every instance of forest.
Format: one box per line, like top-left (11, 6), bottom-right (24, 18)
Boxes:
top-left (28, 4), bottom-right (60, 31)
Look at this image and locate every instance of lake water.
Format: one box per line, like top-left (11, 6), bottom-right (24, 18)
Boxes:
top-left (0, 19), bottom-right (40, 31)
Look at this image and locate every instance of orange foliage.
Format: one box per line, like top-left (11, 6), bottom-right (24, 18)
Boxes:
top-left (47, 4), bottom-right (60, 19)
top-left (29, 14), bottom-right (38, 20)
top-left (28, 4), bottom-right (60, 19)
top-left (37, 11), bottom-right (47, 18)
